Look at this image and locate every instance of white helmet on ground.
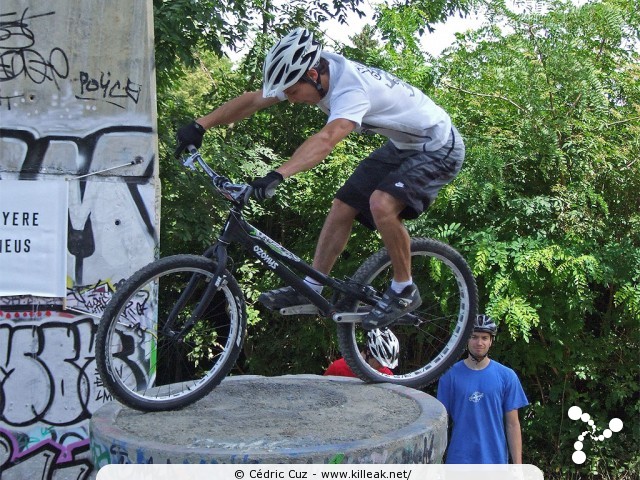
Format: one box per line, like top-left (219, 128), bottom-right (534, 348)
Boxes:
top-left (262, 28), bottom-right (322, 98)
top-left (367, 328), bottom-right (400, 369)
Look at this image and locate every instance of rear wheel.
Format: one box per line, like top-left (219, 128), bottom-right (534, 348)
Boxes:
top-left (96, 255), bottom-right (246, 411)
top-left (337, 238), bottom-right (477, 389)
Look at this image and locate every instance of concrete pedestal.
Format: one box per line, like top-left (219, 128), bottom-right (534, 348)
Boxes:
top-left (90, 375), bottom-right (447, 468)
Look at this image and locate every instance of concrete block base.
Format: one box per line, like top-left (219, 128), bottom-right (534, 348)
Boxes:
top-left (90, 375), bottom-right (447, 468)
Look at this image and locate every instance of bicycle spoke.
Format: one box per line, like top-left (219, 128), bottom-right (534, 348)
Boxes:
top-left (337, 238), bottom-right (477, 388)
top-left (96, 256), bottom-right (246, 411)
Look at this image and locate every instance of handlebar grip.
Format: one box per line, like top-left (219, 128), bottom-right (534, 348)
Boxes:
top-left (244, 186), bottom-right (255, 204)
top-left (264, 186), bottom-right (277, 199)
top-left (174, 143), bottom-right (198, 159)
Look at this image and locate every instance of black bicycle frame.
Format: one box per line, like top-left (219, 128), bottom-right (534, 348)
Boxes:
top-left (171, 149), bottom-right (378, 333)
top-left (203, 204), bottom-right (375, 318)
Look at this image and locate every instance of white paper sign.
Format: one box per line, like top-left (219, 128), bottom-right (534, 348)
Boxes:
top-left (0, 180), bottom-right (69, 297)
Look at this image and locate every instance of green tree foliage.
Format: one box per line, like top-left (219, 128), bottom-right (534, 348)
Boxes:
top-left (151, 0), bottom-right (638, 476)
top-left (375, 0), bottom-right (480, 48)
top-left (429, 0), bottom-right (639, 476)
top-left (152, 0), bottom-right (368, 82)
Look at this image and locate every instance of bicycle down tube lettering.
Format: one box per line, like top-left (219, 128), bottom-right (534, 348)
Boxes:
top-left (253, 245), bottom-right (279, 270)
top-left (249, 227), bottom-right (300, 262)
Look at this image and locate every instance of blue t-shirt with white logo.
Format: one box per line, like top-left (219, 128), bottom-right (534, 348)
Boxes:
top-left (437, 359), bottom-right (529, 464)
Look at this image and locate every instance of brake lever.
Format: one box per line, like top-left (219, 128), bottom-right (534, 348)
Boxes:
top-left (182, 145), bottom-right (199, 170)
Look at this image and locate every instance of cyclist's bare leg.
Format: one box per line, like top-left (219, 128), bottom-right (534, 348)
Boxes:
top-left (369, 190), bottom-right (411, 282)
top-left (258, 199), bottom-right (356, 310)
top-left (312, 198), bottom-right (358, 274)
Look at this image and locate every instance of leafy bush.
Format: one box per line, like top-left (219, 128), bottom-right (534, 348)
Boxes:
top-left (154, 1), bottom-right (639, 477)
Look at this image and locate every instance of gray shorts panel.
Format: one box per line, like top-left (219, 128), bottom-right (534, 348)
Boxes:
top-left (335, 126), bottom-right (464, 230)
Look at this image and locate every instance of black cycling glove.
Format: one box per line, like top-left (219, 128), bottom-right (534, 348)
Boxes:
top-left (250, 171), bottom-right (284, 201)
top-left (174, 121), bottom-right (206, 157)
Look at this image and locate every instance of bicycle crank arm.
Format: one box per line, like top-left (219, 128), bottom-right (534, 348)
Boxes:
top-left (279, 305), bottom-right (320, 316)
top-left (332, 310), bottom-right (423, 325)
top-left (332, 311), bottom-right (365, 323)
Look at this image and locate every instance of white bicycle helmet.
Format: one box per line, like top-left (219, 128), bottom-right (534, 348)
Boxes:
top-left (367, 328), bottom-right (400, 369)
top-left (262, 28), bottom-right (322, 98)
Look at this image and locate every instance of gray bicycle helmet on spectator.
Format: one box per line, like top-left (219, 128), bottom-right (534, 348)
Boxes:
top-left (262, 28), bottom-right (323, 98)
top-left (473, 314), bottom-right (497, 337)
top-left (367, 328), bottom-right (399, 369)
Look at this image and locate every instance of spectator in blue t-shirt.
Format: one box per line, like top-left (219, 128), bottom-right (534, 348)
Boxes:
top-left (437, 314), bottom-right (529, 464)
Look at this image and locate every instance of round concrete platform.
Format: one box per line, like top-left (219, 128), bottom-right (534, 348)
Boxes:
top-left (90, 374), bottom-right (447, 466)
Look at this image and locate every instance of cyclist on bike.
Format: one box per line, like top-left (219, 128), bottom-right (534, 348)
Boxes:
top-left (176, 28), bottom-right (465, 330)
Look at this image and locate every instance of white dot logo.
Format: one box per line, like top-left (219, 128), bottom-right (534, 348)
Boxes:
top-left (568, 406), bottom-right (623, 464)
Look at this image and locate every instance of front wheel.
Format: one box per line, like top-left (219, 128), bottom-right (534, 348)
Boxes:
top-left (95, 255), bottom-right (247, 411)
top-left (337, 238), bottom-right (477, 389)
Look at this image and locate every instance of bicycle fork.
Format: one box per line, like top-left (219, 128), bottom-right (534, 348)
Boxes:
top-left (164, 243), bottom-right (229, 340)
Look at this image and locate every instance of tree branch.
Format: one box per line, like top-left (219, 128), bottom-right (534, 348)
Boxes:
top-left (441, 81), bottom-right (528, 113)
top-left (603, 115), bottom-right (640, 127)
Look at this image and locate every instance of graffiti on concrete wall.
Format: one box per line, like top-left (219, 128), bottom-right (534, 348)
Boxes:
top-left (0, 427), bottom-right (92, 479)
top-left (0, 290), bottom-right (156, 480)
top-left (0, 309), bottom-right (117, 479)
top-left (0, 4), bottom-right (158, 288)
top-left (0, 311), bottom-right (114, 425)
top-left (77, 71), bottom-right (143, 109)
top-left (89, 435), bottom-right (439, 468)
top-left (1, 126), bottom-right (157, 287)
top-left (1, 1), bottom-right (158, 479)
top-left (67, 279), bottom-right (119, 316)
top-left (0, 7), bottom-right (144, 112)
top-left (0, 9), bottom-right (69, 100)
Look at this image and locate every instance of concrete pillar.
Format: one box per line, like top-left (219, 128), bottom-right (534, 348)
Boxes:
top-left (90, 375), bottom-right (448, 469)
top-left (0, 1), bottom-right (157, 479)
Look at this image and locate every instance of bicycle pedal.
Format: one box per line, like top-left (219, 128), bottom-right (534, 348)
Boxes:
top-left (279, 304), bottom-right (319, 315)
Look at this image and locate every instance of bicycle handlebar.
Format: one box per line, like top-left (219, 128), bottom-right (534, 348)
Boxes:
top-left (182, 146), bottom-right (254, 206)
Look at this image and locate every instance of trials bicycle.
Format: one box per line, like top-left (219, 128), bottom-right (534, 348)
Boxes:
top-left (95, 148), bottom-right (478, 412)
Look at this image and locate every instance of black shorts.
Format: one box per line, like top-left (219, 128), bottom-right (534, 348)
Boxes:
top-left (336, 126), bottom-right (465, 230)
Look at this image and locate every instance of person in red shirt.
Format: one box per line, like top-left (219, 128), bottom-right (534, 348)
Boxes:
top-left (324, 328), bottom-right (398, 377)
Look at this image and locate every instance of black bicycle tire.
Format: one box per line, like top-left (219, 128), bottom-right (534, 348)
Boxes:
top-left (336, 237), bottom-right (477, 389)
top-left (95, 254), bottom-right (246, 411)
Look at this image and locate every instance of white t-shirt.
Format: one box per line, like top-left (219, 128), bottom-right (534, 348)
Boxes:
top-left (316, 52), bottom-right (452, 152)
